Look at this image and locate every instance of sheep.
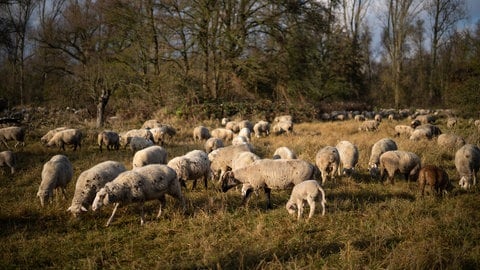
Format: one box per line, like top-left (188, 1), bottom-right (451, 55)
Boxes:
top-left (272, 120), bottom-right (293, 135)
top-left (437, 134), bottom-right (466, 149)
top-left (40, 127), bottom-right (68, 144)
top-left (0, 126), bottom-right (25, 148)
top-left (211, 128), bottom-right (234, 142)
top-left (209, 143), bottom-right (254, 182)
top-left (158, 125), bottom-right (176, 143)
top-left (272, 146), bottom-right (297, 160)
top-left (394, 125), bottom-right (414, 137)
top-left (91, 164), bottom-right (186, 226)
top-left (455, 144), bottom-right (480, 190)
top-left (379, 150), bottom-right (421, 184)
top-left (46, 128), bottom-right (82, 151)
top-left (0, 150), bottom-right (15, 174)
top-left (335, 140), bottom-right (359, 177)
top-left (141, 119), bottom-right (162, 129)
top-left (354, 115), bottom-right (366, 121)
top-left (232, 135), bottom-right (249, 145)
top-left (274, 115), bottom-right (293, 123)
top-left (358, 120), bottom-right (379, 132)
top-left (149, 127), bottom-right (164, 144)
top-left (167, 150), bottom-right (211, 190)
top-left (237, 127), bottom-right (251, 141)
top-left (415, 114), bottom-right (435, 124)
top-left (119, 129), bottom-right (154, 148)
top-left (204, 137), bottom-right (224, 153)
top-left (97, 130), bottom-right (120, 152)
top-left (37, 155), bottom-right (73, 207)
top-left (368, 138), bottom-right (398, 178)
top-left (446, 117), bottom-right (457, 129)
top-left (221, 159), bottom-right (316, 209)
top-left (221, 117), bottom-right (230, 126)
top-left (286, 180), bottom-right (326, 220)
top-left (231, 151), bottom-right (261, 171)
top-left (225, 121), bottom-right (240, 133)
top-left (67, 161), bottom-right (126, 217)
top-left (132, 145), bottom-right (167, 168)
top-left (129, 136), bottom-right (154, 152)
top-left (238, 120), bottom-right (254, 132)
top-left (315, 146), bottom-right (340, 184)
top-left (418, 165), bottom-right (453, 196)
top-left (193, 126), bottom-right (211, 142)
top-left (253, 120), bottom-right (270, 137)
top-left (410, 119), bottom-right (421, 128)
top-left (374, 114), bottom-right (382, 122)
top-left (409, 124), bottom-right (442, 141)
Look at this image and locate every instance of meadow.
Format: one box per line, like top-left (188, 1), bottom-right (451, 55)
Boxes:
top-left (1, 114), bottom-right (479, 269)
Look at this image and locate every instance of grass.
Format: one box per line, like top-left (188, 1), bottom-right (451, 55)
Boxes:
top-left (1, 117), bottom-right (480, 269)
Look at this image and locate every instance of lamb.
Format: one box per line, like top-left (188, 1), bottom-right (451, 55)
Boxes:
top-left (418, 165), bottom-right (453, 196)
top-left (167, 150), bottom-right (211, 190)
top-left (225, 121), bottom-right (240, 133)
top-left (0, 150), bottom-right (15, 174)
top-left (286, 180), bottom-right (326, 220)
top-left (221, 159), bottom-right (316, 209)
top-left (253, 120), bottom-right (270, 137)
top-left (379, 150), bottom-right (421, 184)
top-left (0, 126), bottom-right (26, 148)
top-left (67, 161), bottom-right (126, 217)
top-left (437, 133), bottom-right (465, 149)
top-left (211, 128), bottom-right (234, 142)
top-left (368, 138), bottom-right (398, 178)
top-left (129, 136), bottom-right (154, 152)
top-left (272, 120), bottom-right (294, 135)
top-left (315, 146), bottom-right (340, 184)
top-left (91, 164), bottom-right (186, 226)
top-left (46, 128), bottom-right (82, 151)
top-left (394, 125), bottom-right (414, 137)
top-left (232, 135), bottom-right (249, 145)
top-left (37, 155), bottom-right (73, 207)
top-left (119, 129), bottom-right (154, 148)
top-left (237, 127), bottom-right (251, 141)
top-left (40, 127), bottom-right (68, 144)
top-left (358, 120), bottom-right (379, 132)
top-left (132, 145), bottom-right (167, 168)
top-left (455, 144), bottom-right (480, 190)
top-left (272, 146), bottom-right (297, 159)
top-left (209, 143), bottom-right (254, 182)
top-left (335, 140), bottom-right (359, 177)
top-left (204, 137), bottom-right (224, 153)
top-left (193, 126), bottom-right (211, 142)
top-left (97, 130), bottom-right (120, 152)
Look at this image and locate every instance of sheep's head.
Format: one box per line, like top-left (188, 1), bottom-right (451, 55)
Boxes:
top-left (368, 163), bottom-right (380, 179)
top-left (36, 190), bottom-right (51, 207)
top-left (67, 204), bottom-right (88, 217)
top-left (285, 201), bottom-right (297, 215)
top-left (221, 171), bottom-right (240, 192)
top-left (92, 188), bottom-right (109, 211)
top-left (459, 175), bottom-right (472, 190)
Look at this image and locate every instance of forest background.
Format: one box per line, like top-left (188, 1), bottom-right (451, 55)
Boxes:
top-left (1, 0), bottom-right (479, 126)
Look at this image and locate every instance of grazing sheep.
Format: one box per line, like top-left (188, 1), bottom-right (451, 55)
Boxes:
top-left (253, 120), bottom-right (270, 137)
top-left (418, 165), bottom-right (453, 196)
top-left (394, 125), bottom-right (414, 137)
top-left (149, 127), bottom-right (164, 145)
top-left (272, 146), bottom-right (297, 160)
top-left (193, 126), bottom-right (211, 142)
top-left (231, 151), bottom-right (261, 171)
top-left (0, 150), bottom-right (15, 174)
top-left (455, 144), bottom-right (480, 190)
top-left (379, 150), bottom-right (421, 184)
top-left (67, 161), bottom-right (126, 217)
top-left (358, 120), bottom-right (379, 132)
top-left (141, 119), bottom-right (161, 129)
top-left (132, 146), bottom-right (167, 168)
top-left (129, 136), bottom-right (154, 152)
top-left (221, 159), bottom-right (315, 209)
top-left (211, 128), bottom-right (234, 142)
top-left (92, 164), bottom-right (186, 226)
top-left (410, 119), bottom-right (421, 128)
top-left (286, 180), bottom-right (326, 220)
top-left (221, 117), bottom-right (229, 126)
top-left (209, 143), bottom-right (254, 182)
top-left (335, 140), bottom-right (359, 177)
top-left (167, 150), bottom-right (211, 190)
top-left (272, 120), bottom-right (293, 135)
top-left (158, 125), bottom-right (176, 142)
top-left (374, 114), bottom-right (382, 122)
top-left (204, 137), bottom-right (224, 153)
top-left (409, 124), bottom-right (442, 141)
top-left (238, 120), bottom-right (254, 132)
top-left (232, 135), bottom-right (249, 145)
top-left (415, 114), bottom-right (435, 124)
top-left (237, 127), bottom-right (251, 141)
top-left (119, 129), bottom-right (154, 148)
top-left (368, 138), bottom-right (398, 178)
top-left (225, 121), bottom-right (240, 133)
top-left (437, 134), bottom-right (466, 149)
top-left (41, 127), bottom-right (68, 144)
top-left (447, 117), bottom-right (457, 129)
top-left (315, 146), bottom-right (340, 184)
top-left (37, 155), bottom-right (73, 207)
top-left (97, 130), bottom-right (120, 152)
top-left (0, 126), bottom-right (25, 148)
top-left (274, 115), bottom-right (293, 123)
top-left (354, 115), bottom-right (366, 121)
top-left (46, 128), bottom-right (82, 151)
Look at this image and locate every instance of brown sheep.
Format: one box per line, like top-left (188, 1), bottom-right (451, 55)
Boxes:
top-left (418, 165), bottom-right (453, 196)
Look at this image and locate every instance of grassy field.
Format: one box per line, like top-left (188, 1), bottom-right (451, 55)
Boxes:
top-left (1, 116), bottom-right (480, 269)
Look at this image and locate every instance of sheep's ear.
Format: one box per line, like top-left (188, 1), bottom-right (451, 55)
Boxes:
top-left (226, 165), bottom-right (232, 171)
top-left (66, 206), bottom-right (72, 212)
top-left (81, 206), bottom-right (88, 212)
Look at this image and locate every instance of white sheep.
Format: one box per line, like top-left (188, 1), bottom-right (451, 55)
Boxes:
top-left (335, 140), bottom-right (359, 177)
top-left (415, 114), bottom-right (435, 124)
top-left (379, 150), bottom-right (421, 184)
top-left (149, 127), bottom-right (164, 144)
top-left (238, 120), bottom-right (254, 132)
top-left (272, 120), bottom-right (293, 135)
top-left (67, 161), bottom-right (126, 217)
top-left (455, 144), bottom-right (480, 190)
top-left (132, 145), bottom-right (167, 168)
top-left (0, 150), bottom-right (15, 174)
top-left (92, 164), bottom-right (186, 226)
top-left (0, 126), bottom-right (26, 148)
top-left (368, 138), bottom-right (398, 178)
top-left (225, 121), bottom-right (240, 133)
top-left (157, 125), bottom-right (176, 143)
top-left (209, 143), bottom-right (254, 182)
top-left (354, 115), bottom-right (365, 121)
top-left (374, 114), bottom-right (382, 122)
top-left (37, 155), bottom-right (73, 207)
top-left (394, 125), bottom-right (414, 137)
top-left (358, 120), bottom-right (379, 132)
top-left (167, 150), bottom-right (211, 190)
top-left (40, 127), bottom-right (68, 144)
top-left (119, 129), bottom-right (154, 148)
top-left (211, 128), bottom-right (234, 142)
top-left (46, 128), bottom-right (82, 151)
top-left (237, 127), bottom-right (251, 141)
top-left (253, 120), bottom-right (270, 137)
top-left (129, 136), bottom-right (154, 152)
top-left (204, 137), bottom-right (224, 153)
top-left (315, 146), bottom-right (340, 185)
top-left (232, 135), bottom-right (249, 145)
top-left (286, 180), bottom-right (326, 220)
top-left (193, 126), bottom-right (211, 142)
top-left (272, 146), bottom-right (297, 159)
top-left (97, 130), bottom-right (120, 152)
top-left (231, 151), bottom-right (261, 171)
top-left (409, 124), bottom-right (442, 141)
top-left (141, 119), bottom-right (162, 129)
top-left (274, 115), bottom-right (293, 123)
top-left (221, 159), bottom-right (316, 209)
top-left (437, 134), bottom-right (466, 149)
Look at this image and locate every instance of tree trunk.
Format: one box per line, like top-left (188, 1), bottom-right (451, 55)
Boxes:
top-left (96, 89), bottom-right (111, 128)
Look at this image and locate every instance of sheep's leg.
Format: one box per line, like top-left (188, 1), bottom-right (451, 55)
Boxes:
top-left (264, 187), bottom-right (272, 209)
top-left (297, 200), bottom-right (304, 220)
top-left (106, 203), bottom-right (120, 227)
top-left (191, 179), bottom-right (197, 191)
top-left (61, 188), bottom-right (68, 200)
top-left (157, 195), bottom-right (166, 218)
top-left (307, 197), bottom-right (316, 220)
top-left (241, 188), bottom-right (253, 206)
top-left (203, 176), bottom-right (208, 190)
top-left (140, 202), bottom-right (146, 225)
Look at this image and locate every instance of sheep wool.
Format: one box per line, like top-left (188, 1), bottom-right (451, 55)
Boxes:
top-left (37, 155), bottom-right (73, 207)
top-left (286, 180), bottom-right (326, 220)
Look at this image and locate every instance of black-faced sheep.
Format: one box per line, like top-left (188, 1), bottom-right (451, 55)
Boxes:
top-left (37, 155), bottom-right (73, 207)
top-left (379, 150), bottom-right (421, 184)
top-left (286, 180), bottom-right (326, 220)
top-left (418, 165), bottom-right (453, 196)
top-left (455, 144), bottom-right (480, 190)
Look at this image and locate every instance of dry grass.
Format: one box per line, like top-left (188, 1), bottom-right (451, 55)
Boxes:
top-left (1, 117), bottom-right (479, 269)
